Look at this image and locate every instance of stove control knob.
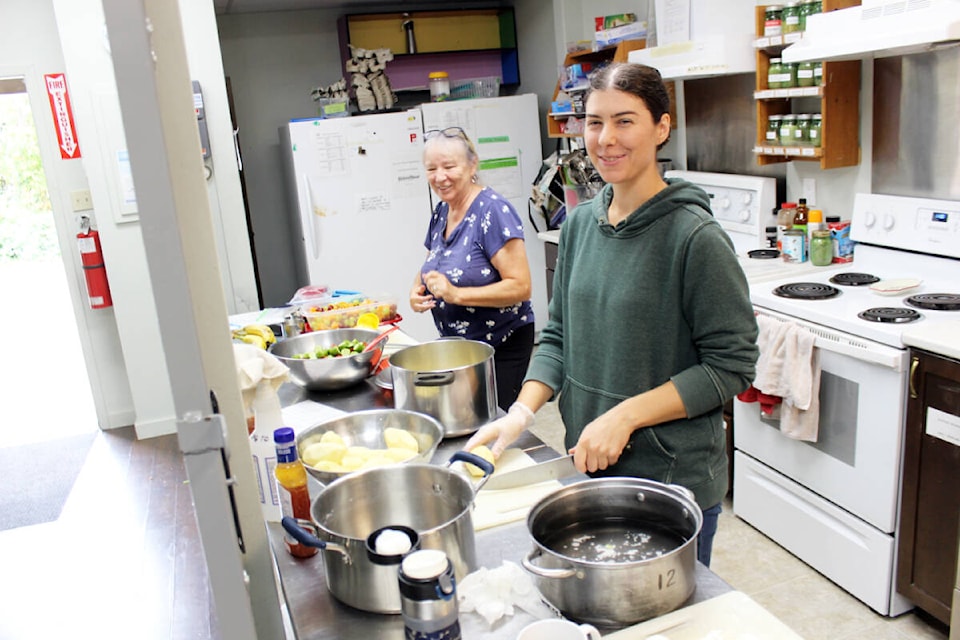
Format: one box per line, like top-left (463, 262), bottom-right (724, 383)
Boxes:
top-left (739, 209), bottom-right (751, 222)
top-left (718, 197), bottom-right (731, 210)
top-left (864, 211), bottom-right (877, 228)
top-left (741, 193), bottom-right (753, 205)
top-left (882, 214), bottom-right (895, 230)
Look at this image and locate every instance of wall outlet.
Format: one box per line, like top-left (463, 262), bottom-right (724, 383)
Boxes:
top-left (71, 189), bottom-right (93, 212)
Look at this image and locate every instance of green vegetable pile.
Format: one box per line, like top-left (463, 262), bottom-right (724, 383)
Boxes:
top-left (292, 338), bottom-right (367, 360)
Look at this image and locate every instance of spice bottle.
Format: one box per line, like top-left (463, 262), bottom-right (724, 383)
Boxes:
top-left (274, 427), bottom-right (318, 558)
top-left (793, 198), bottom-right (810, 235)
top-left (776, 202), bottom-right (798, 251)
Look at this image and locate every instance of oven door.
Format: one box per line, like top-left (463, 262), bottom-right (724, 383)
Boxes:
top-left (733, 308), bottom-right (910, 533)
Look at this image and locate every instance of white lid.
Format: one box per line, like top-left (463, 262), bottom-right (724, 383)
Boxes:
top-left (401, 549), bottom-right (448, 580)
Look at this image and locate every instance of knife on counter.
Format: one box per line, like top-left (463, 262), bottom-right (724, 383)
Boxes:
top-left (481, 454), bottom-right (579, 490)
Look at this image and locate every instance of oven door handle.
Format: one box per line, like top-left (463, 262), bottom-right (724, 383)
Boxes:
top-left (909, 356), bottom-right (920, 399)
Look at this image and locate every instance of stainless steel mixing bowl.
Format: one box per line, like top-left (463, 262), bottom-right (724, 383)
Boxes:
top-left (268, 327), bottom-right (382, 391)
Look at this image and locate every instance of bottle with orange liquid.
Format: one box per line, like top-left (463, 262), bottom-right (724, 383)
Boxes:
top-left (273, 427), bottom-right (318, 558)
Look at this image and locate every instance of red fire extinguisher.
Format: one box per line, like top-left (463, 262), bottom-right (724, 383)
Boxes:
top-left (77, 216), bottom-right (113, 309)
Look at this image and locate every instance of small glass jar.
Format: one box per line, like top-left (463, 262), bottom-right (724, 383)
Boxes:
top-left (782, 2), bottom-right (802, 33)
top-left (778, 114), bottom-right (797, 146)
top-left (767, 58), bottom-right (784, 89)
top-left (764, 5), bottom-right (784, 36)
top-left (808, 113), bottom-right (822, 147)
top-left (428, 71), bottom-right (450, 102)
top-left (794, 114), bottom-right (811, 145)
top-left (799, 0), bottom-right (821, 31)
top-left (813, 61), bottom-right (824, 85)
top-left (810, 230), bottom-right (833, 266)
top-left (796, 61), bottom-right (816, 87)
top-left (781, 61), bottom-right (797, 88)
top-left (766, 114), bottom-right (783, 143)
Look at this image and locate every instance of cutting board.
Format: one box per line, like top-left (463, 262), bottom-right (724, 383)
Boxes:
top-left (604, 591), bottom-right (805, 639)
top-left (471, 449), bottom-right (564, 531)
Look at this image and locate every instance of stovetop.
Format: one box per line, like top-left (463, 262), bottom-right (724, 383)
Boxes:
top-left (750, 193), bottom-right (960, 348)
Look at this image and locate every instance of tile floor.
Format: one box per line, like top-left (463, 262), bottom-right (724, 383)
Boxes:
top-left (528, 401), bottom-right (951, 640)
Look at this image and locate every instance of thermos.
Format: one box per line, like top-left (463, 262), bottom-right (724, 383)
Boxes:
top-left (399, 549), bottom-right (461, 640)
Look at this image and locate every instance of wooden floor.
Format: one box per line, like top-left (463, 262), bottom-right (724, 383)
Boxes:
top-left (0, 427), bottom-right (221, 640)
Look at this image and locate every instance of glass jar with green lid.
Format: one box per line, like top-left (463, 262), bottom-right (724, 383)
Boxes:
top-left (782, 2), bottom-right (802, 33)
top-left (814, 61), bottom-right (824, 86)
top-left (764, 5), bottom-right (784, 37)
top-left (810, 230), bottom-right (833, 266)
top-left (766, 115), bottom-right (783, 143)
top-left (794, 114), bottom-right (811, 145)
top-left (778, 114), bottom-right (797, 146)
top-left (808, 113), bottom-right (822, 147)
top-left (796, 61), bottom-right (816, 87)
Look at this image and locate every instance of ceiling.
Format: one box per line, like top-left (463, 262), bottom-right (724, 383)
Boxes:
top-left (213, 0), bottom-right (455, 14)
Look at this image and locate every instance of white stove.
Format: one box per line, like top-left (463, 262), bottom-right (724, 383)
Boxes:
top-left (750, 193), bottom-right (960, 347)
top-left (734, 192), bottom-right (960, 617)
top-left (666, 170), bottom-right (845, 282)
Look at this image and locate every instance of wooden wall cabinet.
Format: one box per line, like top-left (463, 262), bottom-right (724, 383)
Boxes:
top-left (546, 40), bottom-right (648, 139)
top-left (337, 8), bottom-right (519, 92)
top-left (752, 1), bottom-right (861, 169)
top-left (898, 349), bottom-right (960, 626)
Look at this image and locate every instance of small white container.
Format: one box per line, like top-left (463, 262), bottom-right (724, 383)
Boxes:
top-left (429, 71), bottom-right (450, 102)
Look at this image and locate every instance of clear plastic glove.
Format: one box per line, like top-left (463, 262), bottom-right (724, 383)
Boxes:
top-left (464, 402), bottom-right (534, 458)
top-left (458, 561), bottom-right (554, 627)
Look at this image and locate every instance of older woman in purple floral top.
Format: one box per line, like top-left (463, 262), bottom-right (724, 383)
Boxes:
top-left (409, 127), bottom-right (535, 409)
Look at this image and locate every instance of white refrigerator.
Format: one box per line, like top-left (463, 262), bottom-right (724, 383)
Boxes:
top-left (281, 94), bottom-right (546, 343)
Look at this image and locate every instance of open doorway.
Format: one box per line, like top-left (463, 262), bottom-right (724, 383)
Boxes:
top-left (0, 76), bottom-right (97, 447)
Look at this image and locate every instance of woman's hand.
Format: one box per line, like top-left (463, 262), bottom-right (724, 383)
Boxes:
top-left (464, 402), bottom-right (536, 458)
top-left (569, 410), bottom-right (634, 473)
top-left (409, 281), bottom-right (436, 314)
top-left (422, 270), bottom-right (458, 304)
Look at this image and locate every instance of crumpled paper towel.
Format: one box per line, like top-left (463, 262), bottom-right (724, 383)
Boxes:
top-left (234, 343), bottom-right (289, 521)
top-left (457, 561), bottom-right (555, 627)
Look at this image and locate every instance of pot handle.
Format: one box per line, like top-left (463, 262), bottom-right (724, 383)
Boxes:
top-left (447, 450), bottom-right (495, 491)
top-left (521, 547), bottom-right (577, 579)
top-left (281, 516), bottom-right (352, 564)
top-left (413, 371), bottom-right (455, 386)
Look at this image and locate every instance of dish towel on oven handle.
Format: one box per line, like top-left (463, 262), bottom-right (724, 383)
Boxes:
top-left (750, 314), bottom-right (822, 442)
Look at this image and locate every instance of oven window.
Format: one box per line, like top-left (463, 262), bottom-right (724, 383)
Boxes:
top-left (759, 371), bottom-right (859, 466)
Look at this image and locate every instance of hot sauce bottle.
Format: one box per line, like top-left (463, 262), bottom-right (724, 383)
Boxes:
top-left (273, 427), bottom-right (317, 558)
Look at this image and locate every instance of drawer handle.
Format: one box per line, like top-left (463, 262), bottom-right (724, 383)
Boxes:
top-left (909, 357), bottom-right (919, 399)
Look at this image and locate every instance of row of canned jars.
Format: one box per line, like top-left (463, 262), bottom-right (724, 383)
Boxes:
top-left (764, 1), bottom-right (823, 37)
top-left (766, 113), bottom-right (822, 147)
top-left (768, 58), bottom-right (823, 89)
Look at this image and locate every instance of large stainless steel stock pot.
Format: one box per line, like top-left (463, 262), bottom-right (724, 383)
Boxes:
top-left (522, 478), bottom-right (702, 627)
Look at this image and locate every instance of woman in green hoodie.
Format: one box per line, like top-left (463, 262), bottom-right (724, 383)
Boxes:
top-left (465, 63), bottom-right (758, 566)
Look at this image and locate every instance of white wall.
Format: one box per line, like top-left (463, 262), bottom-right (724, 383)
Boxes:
top-left (1, 0), bottom-right (135, 430)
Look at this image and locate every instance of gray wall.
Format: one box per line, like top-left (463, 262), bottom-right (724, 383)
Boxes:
top-left (217, 1), bottom-right (561, 307)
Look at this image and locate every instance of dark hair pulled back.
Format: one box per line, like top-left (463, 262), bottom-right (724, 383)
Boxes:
top-left (586, 63), bottom-right (672, 149)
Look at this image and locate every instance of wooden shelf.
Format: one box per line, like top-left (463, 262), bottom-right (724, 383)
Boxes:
top-left (547, 40), bottom-right (655, 138)
top-left (753, 1), bottom-right (861, 169)
top-left (337, 8), bottom-right (520, 93)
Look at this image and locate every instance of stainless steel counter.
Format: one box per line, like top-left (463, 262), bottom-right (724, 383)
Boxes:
top-left (271, 377), bottom-right (732, 639)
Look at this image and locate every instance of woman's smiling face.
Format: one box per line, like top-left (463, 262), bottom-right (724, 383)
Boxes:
top-left (423, 137), bottom-right (476, 204)
top-left (584, 88), bottom-right (670, 188)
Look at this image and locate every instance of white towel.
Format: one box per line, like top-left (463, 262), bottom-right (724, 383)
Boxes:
top-left (753, 315), bottom-right (821, 442)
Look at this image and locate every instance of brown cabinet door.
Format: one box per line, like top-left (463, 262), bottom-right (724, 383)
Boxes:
top-left (898, 350), bottom-right (960, 625)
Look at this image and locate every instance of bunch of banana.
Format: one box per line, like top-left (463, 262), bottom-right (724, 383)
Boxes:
top-left (232, 324), bottom-right (277, 350)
